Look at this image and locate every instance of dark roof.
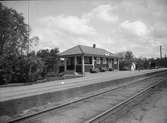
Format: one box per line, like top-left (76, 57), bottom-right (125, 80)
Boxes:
top-left (59, 45), bottom-right (118, 58)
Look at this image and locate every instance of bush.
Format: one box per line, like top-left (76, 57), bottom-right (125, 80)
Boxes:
top-left (119, 60), bottom-right (131, 70)
top-left (0, 55), bottom-right (45, 84)
top-left (90, 68), bottom-right (99, 73)
top-left (0, 55), bottom-right (14, 84)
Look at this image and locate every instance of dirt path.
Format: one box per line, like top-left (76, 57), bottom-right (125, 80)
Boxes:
top-left (116, 82), bottom-right (167, 123)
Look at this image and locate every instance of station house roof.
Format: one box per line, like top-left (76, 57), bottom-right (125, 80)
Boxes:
top-left (59, 45), bottom-right (119, 58)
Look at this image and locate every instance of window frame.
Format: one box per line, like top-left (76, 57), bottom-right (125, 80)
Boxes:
top-left (96, 57), bottom-right (101, 64)
top-left (84, 56), bottom-right (92, 64)
top-left (103, 58), bottom-right (107, 64)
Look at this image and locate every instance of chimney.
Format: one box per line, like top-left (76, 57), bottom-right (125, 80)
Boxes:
top-left (93, 44), bottom-right (96, 48)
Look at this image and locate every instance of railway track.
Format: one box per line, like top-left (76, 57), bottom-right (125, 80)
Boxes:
top-left (8, 71), bottom-right (167, 123)
top-left (85, 78), bottom-right (166, 123)
top-left (1, 69), bottom-right (166, 102)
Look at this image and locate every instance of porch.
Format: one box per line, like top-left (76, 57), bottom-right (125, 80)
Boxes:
top-left (59, 55), bottom-right (119, 74)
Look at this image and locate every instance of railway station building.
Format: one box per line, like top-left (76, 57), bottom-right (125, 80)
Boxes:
top-left (59, 44), bottom-right (120, 74)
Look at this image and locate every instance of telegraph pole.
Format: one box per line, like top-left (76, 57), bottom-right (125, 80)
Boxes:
top-left (160, 45), bottom-right (162, 59)
top-left (28, 0), bottom-right (30, 54)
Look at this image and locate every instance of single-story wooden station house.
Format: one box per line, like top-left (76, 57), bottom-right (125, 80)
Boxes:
top-left (59, 44), bottom-right (120, 74)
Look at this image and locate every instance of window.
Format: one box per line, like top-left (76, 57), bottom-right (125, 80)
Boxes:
top-left (67, 57), bottom-right (72, 65)
top-left (84, 56), bottom-right (92, 64)
top-left (103, 58), bottom-right (107, 64)
top-left (77, 56), bottom-right (82, 64)
top-left (96, 57), bottom-right (100, 64)
top-left (114, 59), bottom-right (117, 64)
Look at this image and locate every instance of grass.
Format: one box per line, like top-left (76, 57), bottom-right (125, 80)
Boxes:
top-left (0, 73), bottom-right (83, 87)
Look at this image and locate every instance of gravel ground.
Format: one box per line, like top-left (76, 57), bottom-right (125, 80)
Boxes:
top-left (116, 81), bottom-right (167, 123)
top-left (14, 76), bottom-right (164, 123)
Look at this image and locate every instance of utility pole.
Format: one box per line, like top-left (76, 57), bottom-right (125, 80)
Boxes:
top-left (27, 0), bottom-right (31, 81)
top-left (160, 45), bottom-right (162, 59)
top-left (28, 0), bottom-right (30, 54)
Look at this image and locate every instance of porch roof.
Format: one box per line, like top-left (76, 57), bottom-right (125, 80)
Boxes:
top-left (59, 45), bottom-right (119, 58)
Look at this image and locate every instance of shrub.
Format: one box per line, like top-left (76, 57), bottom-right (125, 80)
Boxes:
top-left (0, 55), bottom-right (45, 84)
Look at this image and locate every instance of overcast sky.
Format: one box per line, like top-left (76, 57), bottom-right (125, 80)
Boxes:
top-left (2, 0), bottom-right (167, 58)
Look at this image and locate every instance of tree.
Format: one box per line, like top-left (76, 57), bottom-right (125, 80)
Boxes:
top-left (36, 49), bottom-right (50, 58)
top-left (125, 51), bottom-right (134, 62)
top-left (0, 3), bottom-right (30, 56)
top-left (50, 48), bottom-right (59, 57)
top-left (36, 48), bottom-right (60, 74)
top-left (49, 48), bottom-right (59, 74)
top-left (37, 48), bottom-right (59, 58)
top-left (0, 3), bottom-right (37, 84)
top-left (29, 36), bottom-right (39, 52)
top-left (118, 51), bottom-right (135, 70)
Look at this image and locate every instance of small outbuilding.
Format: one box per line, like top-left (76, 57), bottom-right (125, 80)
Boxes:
top-left (59, 44), bottom-right (120, 74)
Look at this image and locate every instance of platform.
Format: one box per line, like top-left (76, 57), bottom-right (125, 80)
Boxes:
top-left (0, 68), bottom-right (166, 102)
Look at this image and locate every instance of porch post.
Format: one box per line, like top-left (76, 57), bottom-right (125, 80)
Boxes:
top-left (82, 55), bottom-right (85, 74)
top-left (74, 56), bottom-right (77, 72)
top-left (112, 59), bottom-right (114, 70)
top-left (64, 57), bottom-right (67, 72)
top-left (110, 58), bottom-right (112, 69)
top-left (117, 59), bottom-right (119, 70)
top-left (92, 56), bottom-right (95, 69)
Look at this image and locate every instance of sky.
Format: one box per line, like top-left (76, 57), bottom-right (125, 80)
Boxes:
top-left (2, 0), bottom-right (167, 58)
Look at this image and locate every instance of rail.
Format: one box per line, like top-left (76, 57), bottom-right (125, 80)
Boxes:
top-left (85, 79), bottom-right (165, 123)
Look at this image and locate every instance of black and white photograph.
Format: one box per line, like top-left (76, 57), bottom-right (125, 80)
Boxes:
top-left (0, 0), bottom-right (167, 123)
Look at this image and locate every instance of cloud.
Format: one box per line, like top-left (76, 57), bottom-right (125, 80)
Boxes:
top-left (30, 1), bottom-right (167, 58)
top-left (32, 4), bottom-right (119, 51)
top-left (120, 20), bottom-right (149, 36)
top-left (151, 24), bottom-right (167, 39)
top-left (40, 15), bottom-right (96, 36)
top-left (85, 4), bottom-right (119, 22)
top-left (37, 4), bottom-right (118, 37)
